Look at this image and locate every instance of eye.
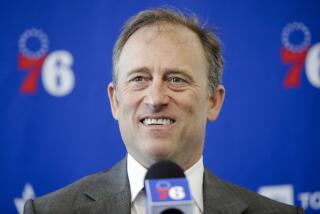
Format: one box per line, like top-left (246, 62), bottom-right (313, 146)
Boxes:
top-left (169, 77), bottom-right (185, 83)
top-left (168, 76), bottom-right (188, 85)
top-left (128, 75), bottom-right (149, 90)
top-left (130, 76), bottom-right (145, 82)
top-left (167, 76), bottom-right (189, 89)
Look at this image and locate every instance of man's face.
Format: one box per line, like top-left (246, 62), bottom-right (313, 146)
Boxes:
top-left (108, 24), bottom-right (225, 170)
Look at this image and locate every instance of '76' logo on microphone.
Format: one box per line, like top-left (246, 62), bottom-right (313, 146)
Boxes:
top-left (155, 180), bottom-right (186, 201)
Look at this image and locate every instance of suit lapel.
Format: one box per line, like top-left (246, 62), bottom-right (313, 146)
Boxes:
top-left (76, 158), bottom-right (131, 214)
top-left (76, 190), bottom-right (130, 214)
top-left (203, 168), bottom-right (248, 214)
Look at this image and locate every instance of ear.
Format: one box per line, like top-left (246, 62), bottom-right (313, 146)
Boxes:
top-left (107, 82), bottom-right (119, 120)
top-left (207, 85), bottom-right (225, 121)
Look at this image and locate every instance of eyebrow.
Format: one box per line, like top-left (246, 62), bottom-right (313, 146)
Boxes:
top-left (126, 67), bottom-right (150, 77)
top-left (125, 67), bottom-right (195, 82)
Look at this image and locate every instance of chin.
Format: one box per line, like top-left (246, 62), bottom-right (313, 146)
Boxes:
top-left (146, 145), bottom-right (172, 161)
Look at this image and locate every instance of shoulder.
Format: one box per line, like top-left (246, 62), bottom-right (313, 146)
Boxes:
top-left (24, 171), bottom-right (106, 213)
top-left (24, 159), bottom-right (127, 214)
top-left (204, 169), bottom-right (304, 214)
top-left (221, 180), bottom-right (303, 213)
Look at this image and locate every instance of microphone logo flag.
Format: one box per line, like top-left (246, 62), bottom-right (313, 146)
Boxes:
top-left (155, 180), bottom-right (187, 201)
top-left (145, 178), bottom-right (194, 214)
top-left (146, 178), bottom-right (192, 202)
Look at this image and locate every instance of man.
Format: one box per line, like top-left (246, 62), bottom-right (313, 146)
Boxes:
top-left (24, 8), bottom-right (304, 214)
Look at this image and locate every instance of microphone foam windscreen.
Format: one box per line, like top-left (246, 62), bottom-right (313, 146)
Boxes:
top-left (144, 160), bottom-right (185, 181)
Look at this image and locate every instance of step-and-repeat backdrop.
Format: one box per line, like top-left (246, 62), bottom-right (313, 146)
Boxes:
top-left (1, 0), bottom-right (319, 213)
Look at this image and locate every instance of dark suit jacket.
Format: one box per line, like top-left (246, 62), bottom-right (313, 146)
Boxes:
top-left (24, 158), bottom-right (304, 214)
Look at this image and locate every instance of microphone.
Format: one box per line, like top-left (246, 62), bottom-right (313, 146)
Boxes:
top-left (144, 160), bottom-right (194, 214)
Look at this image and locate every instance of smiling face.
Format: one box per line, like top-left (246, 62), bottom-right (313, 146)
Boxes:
top-left (108, 24), bottom-right (225, 170)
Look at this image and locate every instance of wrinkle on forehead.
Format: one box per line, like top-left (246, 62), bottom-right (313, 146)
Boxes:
top-left (132, 23), bottom-right (197, 46)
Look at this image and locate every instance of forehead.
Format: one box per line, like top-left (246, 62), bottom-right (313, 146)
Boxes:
top-left (130, 23), bottom-right (199, 46)
top-left (117, 23), bottom-right (208, 75)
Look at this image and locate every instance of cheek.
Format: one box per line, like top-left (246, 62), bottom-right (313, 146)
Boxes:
top-left (117, 90), bottom-right (143, 118)
top-left (118, 101), bottom-right (135, 122)
top-left (176, 91), bottom-right (206, 116)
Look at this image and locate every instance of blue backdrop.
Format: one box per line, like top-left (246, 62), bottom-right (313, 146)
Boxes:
top-left (1, 0), bottom-right (319, 213)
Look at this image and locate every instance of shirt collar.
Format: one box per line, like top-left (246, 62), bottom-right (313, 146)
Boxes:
top-left (127, 154), bottom-right (204, 212)
top-left (185, 156), bottom-right (204, 212)
top-left (127, 154), bottom-right (148, 203)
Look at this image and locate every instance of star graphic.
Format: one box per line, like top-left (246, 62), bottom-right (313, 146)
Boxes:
top-left (14, 183), bottom-right (36, 214)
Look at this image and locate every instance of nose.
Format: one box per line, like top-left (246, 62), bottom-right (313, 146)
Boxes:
top-left (144, 79), bottom-right (169, 111)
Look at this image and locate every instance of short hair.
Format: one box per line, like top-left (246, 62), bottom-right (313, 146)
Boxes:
top-left (112, 7), bottom-right (223, 93)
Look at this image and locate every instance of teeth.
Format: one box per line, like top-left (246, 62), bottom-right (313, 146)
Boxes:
top-left (142, 118), bottom-right (173, 125)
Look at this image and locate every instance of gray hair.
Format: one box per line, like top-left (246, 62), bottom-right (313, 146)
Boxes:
top-left (112, 7), bottom-right (223, 93)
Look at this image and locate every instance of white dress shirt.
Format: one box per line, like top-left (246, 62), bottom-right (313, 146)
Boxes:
top-left (127, 154), bottom-right (204, 214)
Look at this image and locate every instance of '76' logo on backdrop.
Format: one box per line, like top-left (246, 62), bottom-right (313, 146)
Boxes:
top-left (281, 22), bottom-right (320, 89)
top-left (18, 28), bottom-right (75, 97)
